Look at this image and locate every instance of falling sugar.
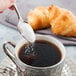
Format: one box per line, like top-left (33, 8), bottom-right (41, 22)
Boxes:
top-left (24, 43), bottom-right (36, 60)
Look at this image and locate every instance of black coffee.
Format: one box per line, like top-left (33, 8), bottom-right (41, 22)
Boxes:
top-left (18, 40), bottom-right (62, 67)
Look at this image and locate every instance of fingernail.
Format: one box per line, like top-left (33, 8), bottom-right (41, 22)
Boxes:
top-left (9, 6), bottom-right (14, 10)
top-left (0, 11), bottom-right (3, 13)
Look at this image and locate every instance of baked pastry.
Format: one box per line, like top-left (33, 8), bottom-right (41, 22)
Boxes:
top-left (27, 7), bottom-right (50, 30)
top-left (48, 5), bottom-right (64, 24)
top-left (49, 5), bottom-right (76, 37)
top-left (27, 5), bottom-right (64, 30)
top-left (27, 5), bottom-right (76, 37)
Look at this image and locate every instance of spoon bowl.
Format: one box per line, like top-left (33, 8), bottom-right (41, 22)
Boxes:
top-left (13, 4), bottom-right (36, 43)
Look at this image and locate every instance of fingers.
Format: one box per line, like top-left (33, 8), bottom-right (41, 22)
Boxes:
top-left (9, 6), bottom-right (14, 10)
top-left (10, 0), bottom-right (16, 3)
top-left (9, 0), bottom-right (16, 6)
top-left (0, 11), bottom-right (3, 13)
top-left (0, 0), bottom-right (16, 12)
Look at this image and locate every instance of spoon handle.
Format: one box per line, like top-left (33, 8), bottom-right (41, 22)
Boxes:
top-left (13, 3), bottom-right (23, 21)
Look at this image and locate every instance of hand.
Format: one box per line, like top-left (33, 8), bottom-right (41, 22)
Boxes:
top-left (0, 0), bottom-right (16, 13)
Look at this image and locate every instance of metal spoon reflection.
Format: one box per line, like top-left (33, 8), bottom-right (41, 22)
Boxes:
top-left (13, 4), bottom-right (36, 43)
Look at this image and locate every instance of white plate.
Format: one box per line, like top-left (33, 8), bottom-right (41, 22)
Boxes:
top-left (0, 57), bottom-right (75, 76)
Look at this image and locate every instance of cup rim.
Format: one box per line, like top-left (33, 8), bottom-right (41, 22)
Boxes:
top-left (15, 34), bottom-right (66, 69)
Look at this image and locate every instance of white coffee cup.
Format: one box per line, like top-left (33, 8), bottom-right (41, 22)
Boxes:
top-left (3, 34), bottom-right (66, 76)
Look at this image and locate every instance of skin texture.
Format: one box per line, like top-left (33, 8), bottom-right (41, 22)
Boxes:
top-left (0, 0), bottom-right (16, 12)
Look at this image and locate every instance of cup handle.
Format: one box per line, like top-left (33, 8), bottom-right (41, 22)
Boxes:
top-left (3, 41), bottom-right (16, 64)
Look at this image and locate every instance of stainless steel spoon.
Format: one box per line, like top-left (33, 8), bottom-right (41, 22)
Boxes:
top-left (13, 4), bottom-right (36, 43)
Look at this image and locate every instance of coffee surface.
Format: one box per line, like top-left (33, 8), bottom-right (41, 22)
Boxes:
top-left (18, 40), bottom-right (62, 67)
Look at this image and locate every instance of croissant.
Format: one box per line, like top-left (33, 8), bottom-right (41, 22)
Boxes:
top-left (27, 5), bottom-right (76, 37)
top-left (27, 5), bottom-right (64, 30)
top-left (49, 5), bottom-right (76, 37)
top-left (27, 7), bottom-right (50, 30)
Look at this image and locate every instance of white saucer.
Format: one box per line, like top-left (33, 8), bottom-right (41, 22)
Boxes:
top-left (14, 63), bottom-right (72, 76)
top-left (0, 57), bottom-right (75, 76)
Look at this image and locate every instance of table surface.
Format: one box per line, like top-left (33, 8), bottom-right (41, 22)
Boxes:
top-left (0, 23), bottom-right (76, 63)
